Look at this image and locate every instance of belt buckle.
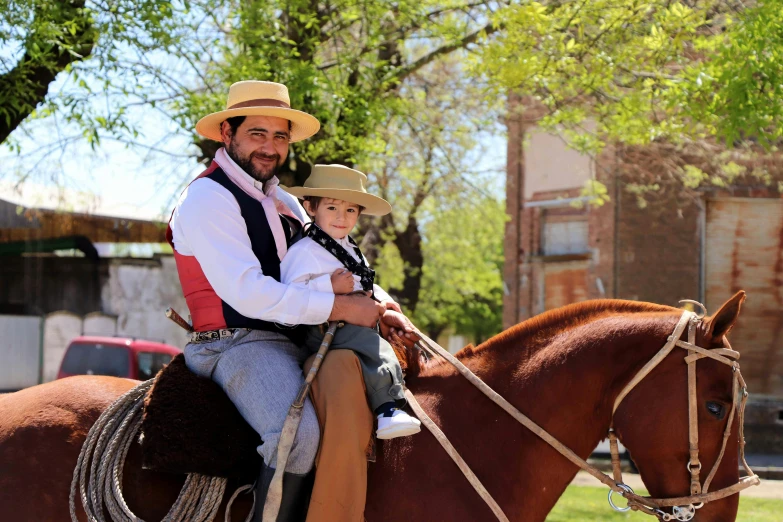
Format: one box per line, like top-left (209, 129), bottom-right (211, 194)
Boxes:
top-left (198, 330), bottom-right (219, 342)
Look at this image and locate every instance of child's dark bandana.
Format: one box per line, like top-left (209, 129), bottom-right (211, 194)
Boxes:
top-left (306, 223), bottom-right (376, 292)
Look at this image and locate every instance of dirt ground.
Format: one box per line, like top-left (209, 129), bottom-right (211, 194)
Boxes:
top-left (570, 471), bottom-right (783, 500)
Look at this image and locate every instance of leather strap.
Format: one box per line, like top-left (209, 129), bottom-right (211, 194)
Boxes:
top-left (228, 98), bottom-right (290, 110)
top-left (404, 389), bottom-right (510, 522)
top-left (686, 321), bottom-right (702, 495)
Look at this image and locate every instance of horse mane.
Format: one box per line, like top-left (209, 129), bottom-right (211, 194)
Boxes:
top-left (397, 299), bottom-right (679, 379)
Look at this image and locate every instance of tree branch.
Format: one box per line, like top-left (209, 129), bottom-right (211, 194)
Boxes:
top-left (0, 0), bottom-right (97, 144)
top-left (395, 22), bottom-right (499, 83)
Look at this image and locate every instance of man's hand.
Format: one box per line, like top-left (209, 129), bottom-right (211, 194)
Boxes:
top-left (330, 269), bottom-right (356, 295)
top-left (329, 293), bottom-right (384, 328)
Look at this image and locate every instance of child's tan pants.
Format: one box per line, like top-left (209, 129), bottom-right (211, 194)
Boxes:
top-left (306, 349), bottom-right (374, 522)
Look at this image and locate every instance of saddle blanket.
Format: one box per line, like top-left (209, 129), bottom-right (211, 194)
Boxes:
top-left (140, 354), bottom-right (261, 480)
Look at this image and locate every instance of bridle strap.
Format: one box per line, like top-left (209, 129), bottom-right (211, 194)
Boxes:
top-left (612, 312), bottom-right (692, 414)
top-left (403, 388), bottom-right (511, 522)
top-left (687, 321), bottom-right (702, 495)
top-left (703, 370), bottom-right (739, 492)
top-left (626, 475), bottom-right (760, 509)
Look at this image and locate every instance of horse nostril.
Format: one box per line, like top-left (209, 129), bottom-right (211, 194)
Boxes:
top-left (706, 401), bottom-right (726, 420)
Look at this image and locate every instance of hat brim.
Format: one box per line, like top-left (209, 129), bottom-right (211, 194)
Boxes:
top-left (195, 107), bottom-right (320, 143)
top-left (281, 186), bottom-right (392, 216)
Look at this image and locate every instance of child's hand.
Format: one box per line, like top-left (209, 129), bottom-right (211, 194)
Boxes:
top-left (330, 269), bottom-right (356, 294)
top-left (379, 309), bottom-right (416, 341)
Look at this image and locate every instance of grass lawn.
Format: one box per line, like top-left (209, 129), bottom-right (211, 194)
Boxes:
top-left (546, 486), bottom-right (783, 521)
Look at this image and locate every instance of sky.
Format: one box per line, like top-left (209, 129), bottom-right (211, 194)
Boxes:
top-left (0, 112), bottom-right (202, 221)
top-left (0, 108), bottom-right (506, 223)
top-left (0, 40), bottom-right (506, 223)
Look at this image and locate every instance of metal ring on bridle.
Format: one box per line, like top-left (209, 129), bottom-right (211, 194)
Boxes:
top-left (686, 461), bottom-right (702, 472)
top-left (678, 300), bottom-right (706, 319)
top-left (608, 483), bottom-right (634, 512)
top-left (672, 504), bottom-right (697, 521)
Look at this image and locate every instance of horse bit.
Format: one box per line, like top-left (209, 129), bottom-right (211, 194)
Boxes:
top-left (409, 302), bottom-right (760, 522)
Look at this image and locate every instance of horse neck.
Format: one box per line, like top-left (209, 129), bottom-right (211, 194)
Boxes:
top-left (411, 307), bottom-right (680, 520)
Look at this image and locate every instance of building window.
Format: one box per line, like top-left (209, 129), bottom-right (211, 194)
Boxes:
top-left (542, 219), bottom-right (588, 256)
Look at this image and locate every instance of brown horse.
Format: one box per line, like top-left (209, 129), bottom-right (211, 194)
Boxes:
top-left (0, 294), bottom-right (747, 521)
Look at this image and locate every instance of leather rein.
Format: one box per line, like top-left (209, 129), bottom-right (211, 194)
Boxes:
top-left (408, 306), bottom-right (760, 522)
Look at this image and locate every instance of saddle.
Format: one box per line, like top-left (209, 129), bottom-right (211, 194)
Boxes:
top-left (140, 354), bottom-right (261, 481)
top-left (139, 336), bottom-right (419, 480)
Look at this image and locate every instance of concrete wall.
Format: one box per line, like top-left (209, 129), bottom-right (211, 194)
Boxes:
top-left (0, 315), bottom-right (42, 390)
top-left (42, 311), bottom-right (82, 382)
top-left (101, 256), bottom-right (189, 349)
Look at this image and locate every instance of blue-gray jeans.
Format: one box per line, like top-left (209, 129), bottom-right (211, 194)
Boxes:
top-left (183, 329), bottom-right (319, 475)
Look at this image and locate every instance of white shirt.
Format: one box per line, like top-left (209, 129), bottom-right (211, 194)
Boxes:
top-left (280, 235), bottom-right (391, 303)
top-left (169, 164), bottom-right (335, 326)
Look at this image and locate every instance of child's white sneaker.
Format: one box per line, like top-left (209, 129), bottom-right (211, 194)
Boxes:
top-left (376, 409), bottom-right (421, 439)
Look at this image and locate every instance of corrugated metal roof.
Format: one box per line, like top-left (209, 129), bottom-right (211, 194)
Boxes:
top-left (0, 198), bottom-right (40, 229)
top-left (0, 198), bottom-right (166, 243)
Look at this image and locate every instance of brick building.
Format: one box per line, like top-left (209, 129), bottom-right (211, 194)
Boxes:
top-left (503, 102), bottom-right (783, 402)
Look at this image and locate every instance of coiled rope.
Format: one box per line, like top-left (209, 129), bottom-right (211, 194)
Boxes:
top-left (69, 379), bottom-right (254, 522)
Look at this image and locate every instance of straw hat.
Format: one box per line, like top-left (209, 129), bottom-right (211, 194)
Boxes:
top-left (195, 81), bottom-right (320, 143)
top-left (281, 165), bottom-right (392, 216)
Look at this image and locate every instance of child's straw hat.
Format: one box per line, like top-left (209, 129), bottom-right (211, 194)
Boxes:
top-left (281, 164), bottom-right (392, 216)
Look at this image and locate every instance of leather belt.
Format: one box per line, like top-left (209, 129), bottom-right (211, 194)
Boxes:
top-left (189, 328), bottom-right (246, 343)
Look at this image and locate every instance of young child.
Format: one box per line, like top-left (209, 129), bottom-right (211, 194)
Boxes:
top-left (280, 164), bottom-right (421, 439)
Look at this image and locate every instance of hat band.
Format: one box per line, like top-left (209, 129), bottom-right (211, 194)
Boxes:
top-left (228, 98), bottom-right (291, 110)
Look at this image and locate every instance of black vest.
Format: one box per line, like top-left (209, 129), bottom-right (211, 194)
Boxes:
top-left (207, 169), bottom-right (303, 342)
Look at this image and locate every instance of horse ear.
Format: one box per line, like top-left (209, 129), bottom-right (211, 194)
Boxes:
top-left (706, 291), bottom-right (746, 340)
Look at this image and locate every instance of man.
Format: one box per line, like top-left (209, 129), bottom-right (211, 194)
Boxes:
top-left (167, 80), bottom-right (411, 521)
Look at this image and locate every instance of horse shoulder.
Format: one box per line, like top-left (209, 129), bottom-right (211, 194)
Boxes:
top-left (0, 376), bottom-right (138, 521)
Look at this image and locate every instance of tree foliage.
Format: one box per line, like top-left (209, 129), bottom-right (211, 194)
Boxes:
top-left (683, 1), bottom-right (783, 146)
top-left (172, 0), bottom-right (498, 178)
top-left (475, 0), bottom-right (783, 204)
top-left (0, 0), bottom-right (182, 146)
top-left (476, 0), bottom-right (735, 152)
top-left (360, 56), bottom-right (502, 317)
top-left (408, 196), bottom-right (505, 342)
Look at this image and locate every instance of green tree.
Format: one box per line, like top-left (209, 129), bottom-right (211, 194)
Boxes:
top-left (0, 0), bottom-right (182, 146)
top-left (359, 55), bottom-right (502, 314)
top-left (475, 0), bottom-right (735, 152)
top-left (682, 1), bottom-right (783, 146)
top-left (410, 195), bottom-right (505, 342)
top-left (474, 0), bottom-right (783, 202)
top-left (174, 0), bottom-right (498, 178)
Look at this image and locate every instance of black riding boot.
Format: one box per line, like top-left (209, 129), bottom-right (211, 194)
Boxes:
top-left (252, 464), bottom-right (315, 522)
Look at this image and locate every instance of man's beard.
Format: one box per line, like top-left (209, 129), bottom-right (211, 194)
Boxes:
top-left (227, 139), bottom-right (282, 182)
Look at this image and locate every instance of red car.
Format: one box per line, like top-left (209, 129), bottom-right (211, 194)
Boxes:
top-left (57, 336), bottom-right (182, 381)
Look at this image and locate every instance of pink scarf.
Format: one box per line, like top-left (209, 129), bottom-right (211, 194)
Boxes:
top-left (214, 147), bottom-right (301, 261)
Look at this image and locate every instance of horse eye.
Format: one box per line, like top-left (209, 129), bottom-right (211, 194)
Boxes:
top-left (706, 401), bottom-right (726, 420)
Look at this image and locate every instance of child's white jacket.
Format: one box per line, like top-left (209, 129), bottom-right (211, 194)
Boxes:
top-left (280, 236), bottom-right (391, 302)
